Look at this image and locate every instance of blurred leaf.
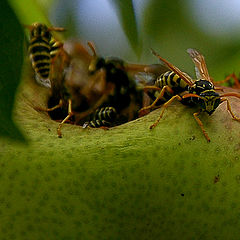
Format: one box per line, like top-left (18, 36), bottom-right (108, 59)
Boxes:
top-left (37, 0), bottom-right (55, 12)
top-left (143, 0), bottom-right (240, 81)
top-left (143, 0), bottom-right (216, 68)
top-left (8, 0), bottom-right (49, 25)
top-left (108, 0), bottom-right (141, 57)
top-left (210, 45), bottom-right (240, 81)
top-left (48, 0), bottom-right (79, 38)
top-left (0, 1), bottom-right (25, 141)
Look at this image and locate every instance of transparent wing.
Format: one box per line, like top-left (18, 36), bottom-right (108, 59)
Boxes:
top-left (134, 72), bottom-right (156, 87)
top-left (64, 40), bottom-right (93, 63)
top-left (187, 48), bottom-right (212, 82)
top-left (144, 64), bottom-right (169, 76)
top-left (151, 49), bottom-right (194, 86)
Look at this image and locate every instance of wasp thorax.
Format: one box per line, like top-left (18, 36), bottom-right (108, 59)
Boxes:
top-left (190, 79), bottom-right (214, 95)
top-left (198, 90), bottom-right (221, 115)
top-left (30, 23), bottom-right (51, 41)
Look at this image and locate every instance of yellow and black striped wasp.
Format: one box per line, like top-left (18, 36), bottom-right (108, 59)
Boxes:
top-left (25, 22), bottom-right (65, 88)
top-left (24, 22), bottom-right (77, 137)
top-left (139, 48), bottom-right (240, 142)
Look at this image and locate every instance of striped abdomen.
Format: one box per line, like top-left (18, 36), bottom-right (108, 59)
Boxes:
top-left (29, 36), bottom-right (51, 80)
top-left (83, 107), bottom-right (117, 128)
top-left (153, 71), bottom-right (189, 102)
top-left (155, 71), bottom-right (189, 90)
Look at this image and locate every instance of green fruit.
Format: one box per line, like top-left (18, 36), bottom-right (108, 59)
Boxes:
top-left (1, 83), bottom-right (240, 240)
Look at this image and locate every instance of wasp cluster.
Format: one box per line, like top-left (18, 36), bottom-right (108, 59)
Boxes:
top-left (26, 23), bottom-right (155, 138)
top-left (26, 23), bottom-right (240, 141)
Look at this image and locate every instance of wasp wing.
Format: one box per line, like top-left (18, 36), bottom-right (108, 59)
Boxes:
top-left (151, 49), bottom-right (194, 87)
top-left (187, 48), bottom-right (212, 83)
top-left (64, 40), bottom-right (93, 63)
top-left (144, 64), bottom-right (169, 76)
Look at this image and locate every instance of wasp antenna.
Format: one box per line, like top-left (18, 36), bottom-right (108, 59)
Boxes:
top-left (150, 48), bottom-right (167, 66)
top-left (150, 48), bottom-right (194, 87)
top-left (150, 48), bottom-right (155, 54)
top-left (87, 41), bottom-right (97, 57)
top-left (23, 24), bottom-right (33, 30)
top-left (150, 48), bottom-right (159, 57)
top-left (48, 27), bottom-right (65, 32)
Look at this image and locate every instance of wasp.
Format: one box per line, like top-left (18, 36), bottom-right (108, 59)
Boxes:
top-left (75, 41), bottom-right (151, 128)
top-left (139, 48), bottom-right (240, 142)
top-left (25, 22), bottom-right (65, 88)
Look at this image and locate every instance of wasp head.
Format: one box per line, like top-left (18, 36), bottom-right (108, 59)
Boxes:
top-left (198, 90), bottom-right (221, 115)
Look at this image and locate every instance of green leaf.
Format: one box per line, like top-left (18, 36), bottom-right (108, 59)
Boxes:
top-left (143, 0), bottom-right (240, 82)
top-left (108, 0), bottom-right (141, 57)
top-left (8, 0), bottom-right (49, 25)
top-left (0, 1), bottom-right (25, 141)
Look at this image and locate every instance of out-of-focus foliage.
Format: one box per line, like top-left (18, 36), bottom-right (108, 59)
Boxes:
top-left (49, 0), bottom-right (240, 81)
top-left (108, 0), bottom-right (141, 57)
top-left (143, 0), bottom-right (240, 81)
top-left (8, 0), bottom-right (49, 25)
top-left (0, 1), bottom-right (25, 141)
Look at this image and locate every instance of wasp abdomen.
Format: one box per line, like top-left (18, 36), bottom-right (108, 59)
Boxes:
top-left (87, 119), bottom-right (111, 128)
top-left (156, 71), bottom-right (188, 90)
top-left (27, 23), bottom-right (64, 88)
top-left (29, 38), bottom-right (51, 79)
top-left (152, 71), bottom-right (189, 102)
top-left (83, 107), bottom-right (117, 128)
top-left (95, 107), bottom-right (117, 121)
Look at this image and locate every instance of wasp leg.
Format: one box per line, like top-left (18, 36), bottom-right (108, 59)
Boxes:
top-left (57, 99), bottom-right (74, 138)
top-left (221, 98), bottom-right (240, 121)
top-left (215, 73), bottom-right (240, 88)
top-left (193, 111), bottom-right (210, 142)
top-left (34, 100), bottom-right (63, 112)
top-left (214, 87), bottom-right (224, 92)
top-left (139, 85), bottom-right (174, 116)
top-left (143, 86), bottom-right (162, 92)
top-left (150, 95), bottom-right (182, 129)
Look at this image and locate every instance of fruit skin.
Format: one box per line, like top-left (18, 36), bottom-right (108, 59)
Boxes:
top-left (1, 83), bottom-right (240, 239)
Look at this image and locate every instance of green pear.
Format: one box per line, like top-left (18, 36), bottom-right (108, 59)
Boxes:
top-left (1, 80), bottom-right (240, 240)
